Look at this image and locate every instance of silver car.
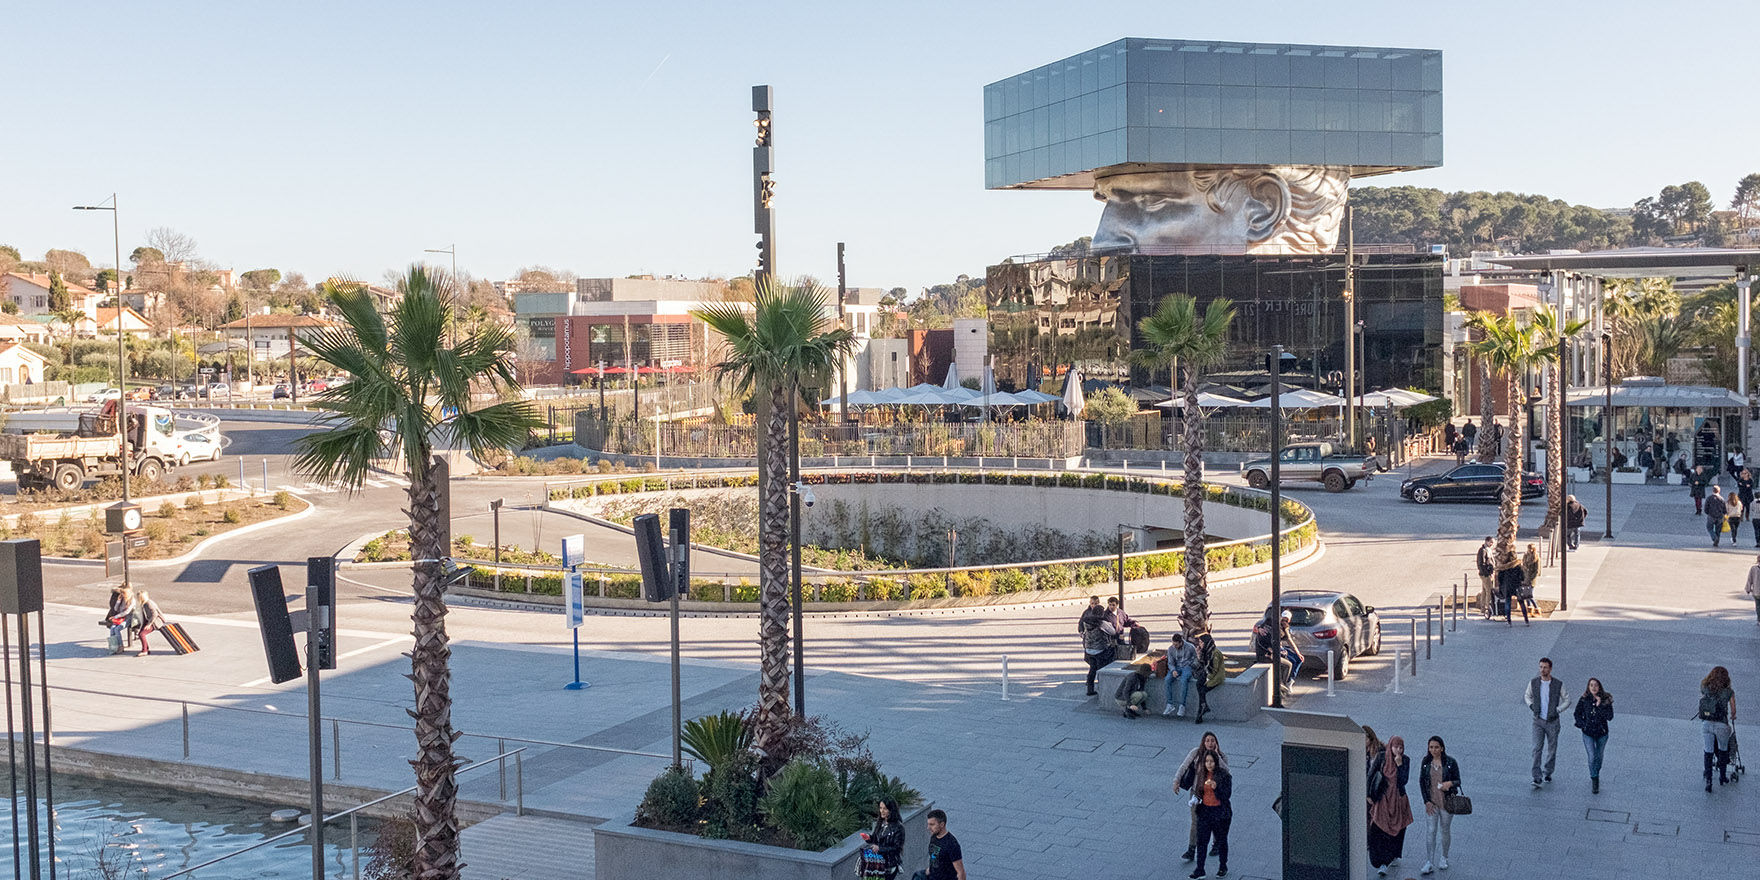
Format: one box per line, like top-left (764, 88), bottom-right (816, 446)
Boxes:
top-left (1252, 590), bottom-right (1382, 678)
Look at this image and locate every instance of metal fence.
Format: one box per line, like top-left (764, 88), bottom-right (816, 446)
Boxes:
top-left (575, 419), bottom-right (1087, 460)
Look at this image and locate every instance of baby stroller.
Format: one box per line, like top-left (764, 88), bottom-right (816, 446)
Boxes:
top-left (1728, 725), bottom-right (1745, 782)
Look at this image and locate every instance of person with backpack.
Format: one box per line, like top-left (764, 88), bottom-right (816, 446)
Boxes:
top-left (1174, 732), bottom-right (1229, 863)
top-left (1565, 495), bottom-right (1588, 551)
top-left (1699, 666), bottom-right (1738, 792)
top-left (1078, 599), bottom-right (1116, 697)
top-left (1572, 677), bottom-right (1613, 793)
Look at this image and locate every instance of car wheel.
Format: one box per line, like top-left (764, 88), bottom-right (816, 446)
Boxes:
top-left (1364, 623), bottom-right (1382, 656)
top-left (1331, 649), bottom-right (1351, 680)
top-left (1247, 470), bottom-right (1270, 490)
top-left (1323, 471), bottom-right (1348, 492)
top-left (1346, 479), bottom-right (1358, 490)
top-left (1412, 486), bottom-right (1433, 504)
top-left (52, 464), bottom-right (85, 492)
top-left (178, 453), bottom-right (190, 467)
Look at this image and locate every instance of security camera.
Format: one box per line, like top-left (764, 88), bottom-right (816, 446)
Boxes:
top-left (792, 481), bottom-right (815, 507)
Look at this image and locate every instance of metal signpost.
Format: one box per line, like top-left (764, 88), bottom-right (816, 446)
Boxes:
top-left (1269, 346), bottom-right (1285, 709)
top-left (562, 534), bottom-right (589, 690)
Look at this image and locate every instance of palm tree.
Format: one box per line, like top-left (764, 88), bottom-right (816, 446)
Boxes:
top-left (292, 266), bottom-right (539, 880)
top-left (693, 279), bottom-right (853, 766)
top-left (1529, 306), bottom-right (1589, 535)
top-left (1468, 314), bottom-right (1543, 566)
top-left (1134, 294), bottom-right (1235, 636)
top-left (1461, 311), bottom-right (1499, 463)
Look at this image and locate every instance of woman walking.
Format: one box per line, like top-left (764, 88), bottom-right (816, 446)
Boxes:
top-left (859, 798), bottom-right (904, 878)
top-left (1179, 750), bottom-right (1231, 879)
top-left (1520, 544), bottom-right (1542, 616)
top-left (135, 591), bottom-right (166, 657)
top-left (1367, 735), bottom-right (1413, 876)
top-left (1729, 493), bottom-right (1748, 544)
top-left (1573, 677), bottom-right (1614, 793)
top-left (1078, 600), bottom-right (1116, 696)
top-left (1417, 736), bottom-right (1460, 875)
top-left (1700, 666), bottom-right (1738, 791)
top-left (1175, 732), bottom-right (1230, 863)
top-left (103, 584), bottom-right (136, 655)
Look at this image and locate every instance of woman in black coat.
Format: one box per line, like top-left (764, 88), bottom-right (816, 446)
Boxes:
top-left (860, 798), bottom-right (904, 878)
top-left (1572, 678), bottom-right (1613, 793)
top-left (1367, 736), bottom-right (1413, 876)
top-left (1179, 750), bottom-right (1231, 879)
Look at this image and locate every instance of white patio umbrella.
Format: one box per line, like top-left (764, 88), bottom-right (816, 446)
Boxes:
top-left (1014, 389), bottom-right (1062, 404)
top-left (821, 389), bottom-right (884, 406)
top-left (1157, 392), bottom-right (1252, 409)
top-left (1241, 388), bottom-right (1345, 409)
top-left (942, 363), bottom-right (962, 391)
top-left (1061, 367), bottom-right (1086, 417)
top-left (961, 390), bottom-right (1028, 407)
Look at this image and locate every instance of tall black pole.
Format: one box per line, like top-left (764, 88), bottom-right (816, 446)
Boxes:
top-left (1269, 345), bottom-right (1284, 709)
top-left (307, 612), bottom-right (324, 880)
top-left (789, 387), bottom-right (804, 715)
top-left (1557, 323), bottom-right (1569, 611)
top-left (1116, 529), bottom-right (1126, 609)
top-left (16, 611), bottom-right (40, 880)
top-left (35, 612), bottom-right (55, 876)
top-left (753, 85), bottom-right (775, 284)
top-left (1343, 207), bottom-right (1357, 450)
top-left (837, 243), bottom-right (849, 424)
top-left (5, 617), bottom-right (23, 880)
top-left (1602, 332), bottom-right (1613, 540)
top-left (668, 508), bottom-right (689, 768)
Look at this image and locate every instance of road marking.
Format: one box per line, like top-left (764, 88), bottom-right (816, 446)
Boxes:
top-left (238, 635), bottom-right (410, 687)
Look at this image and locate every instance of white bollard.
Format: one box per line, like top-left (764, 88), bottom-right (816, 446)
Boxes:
top-left (1393, 650), bottom-right (1404, 694)
top-left (1001, 654), bottom-right (1010, 702)
top-left (1326, 650), bottom-right (1336, 697)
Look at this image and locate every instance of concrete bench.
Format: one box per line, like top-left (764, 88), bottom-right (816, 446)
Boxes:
top-left (1093, 660), bottom-right (1269, 723)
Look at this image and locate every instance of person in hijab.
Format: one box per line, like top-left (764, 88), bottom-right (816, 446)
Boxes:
top-left (1367, 735), bottom-right (1414, 876)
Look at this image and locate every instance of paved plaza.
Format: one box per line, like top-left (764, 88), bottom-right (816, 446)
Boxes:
top-left (10, 419), bottom-right (1760, 878)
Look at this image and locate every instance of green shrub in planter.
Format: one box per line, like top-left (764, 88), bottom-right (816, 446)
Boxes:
top-left (1234, 545), bottom-right (1256, 568)
top-left (907, 572), bottom-right (947, 600)
top-left (1123, 557), bottom-right (1148, 581)
top-left (530, 574), bottom-right (564, 595)
top-left (1075, 564), bottom-right (1112, 587)
top-left (759, 760), bottom-right (862, 851)
top-left (700, 751), bottom-right (762, 842)
top-left (949, 569), bottom-right (992, 597)
top-left (635, 765), bottom-right (701, 828)
top-left (607, 574), bottom-right (642, 599)
top-left (1037, 564), bottom-right (1073, 592)
top-left (1255, 544), bottom-right (1273, 563)
top-left (689, 580), bottom-right (725, 602)
top-left (993, 568), bottom-right (1030, 593)
top-left (817, 579), bottom-right (857, 602)
top-left (681, 710), bottom-right (752, 772)
top-left (1146, 552), bottom-right (1180, 578)
top-left (866, 578), bottom-right (901, 601)
top-left (731, 580), bottom-right (760, 602)
top-left (1206, 547), bottom-right (1235, 570)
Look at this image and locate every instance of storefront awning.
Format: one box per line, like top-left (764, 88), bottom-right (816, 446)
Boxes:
top-left (1565, 383), bottom-right (1746, 408)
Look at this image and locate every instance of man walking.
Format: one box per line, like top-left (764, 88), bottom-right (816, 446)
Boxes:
top-left (1706, 486), bottom-right (1729, 547)
top-left (1565, 495), bottom-right (1587, 551)
top-left (916, 809), bottom-right (965, 880)
top-left (1476, 537), bottom-right (1496, 616)
top-left (1747, 555), bottom-right (1760, 625)
top-left (1525, 657), bottom-right (1570, 788)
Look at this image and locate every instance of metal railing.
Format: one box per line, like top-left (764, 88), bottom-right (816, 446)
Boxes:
top-left (158, 748), bottom-right (529, 880)
top-left (577, 419), bottom-right (1087, 460)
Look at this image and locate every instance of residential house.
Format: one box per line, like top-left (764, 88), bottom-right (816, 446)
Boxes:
top-left (0, 342), bottom-right (50, 386)
top-left (218, 313), bottom-right (340, 361)
top-left (1, 272), bottom-right (105, 318)
top-left (0, 313), bottom-right (52, 345)
top-left (88, 306), bottom-right (153, 338)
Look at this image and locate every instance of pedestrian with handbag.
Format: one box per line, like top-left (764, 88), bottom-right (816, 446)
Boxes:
top-left (1367, 735), bottom-right (1413, 876)
top-left (1175, 732), bottom-right (1229, 863)
top-left (1572, 677), bottom-right (1614, 793)
top-left (1418, 736), bottom-right (1462, 875)
top-left (859, 798), bottom-right (905, 879)
top-left (1728, 493), bottom-right (1747, 544)
top-left (1078, 600), bottom-right (1116, 697)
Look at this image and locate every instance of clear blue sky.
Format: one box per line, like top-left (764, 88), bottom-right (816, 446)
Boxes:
top-left (6, 0), bottom-right (1756, 295)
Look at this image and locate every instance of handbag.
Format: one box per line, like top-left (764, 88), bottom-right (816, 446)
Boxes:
top-left (1442, 792), bottom-right (1473, 815)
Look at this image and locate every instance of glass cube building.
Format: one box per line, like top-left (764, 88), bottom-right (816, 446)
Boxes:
top-left (983, 38), bottom-right (1443, 189)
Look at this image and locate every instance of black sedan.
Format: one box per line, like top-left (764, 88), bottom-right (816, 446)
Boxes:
top-left (1400, 462), bottom-right (1544, 504)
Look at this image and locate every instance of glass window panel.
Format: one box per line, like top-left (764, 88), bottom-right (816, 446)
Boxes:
top-left (1422, 133), bottom-right (1443, 165)
top-left (1033, 69), bottom-right (1049, 109)
top-left (1185, 50), bottom-right (1220, 84)
top-left (986, 158), bottom-right (1001, 188)
top-left (1421, 93), bottom-right (1443, 133)
top-left (1082, 133), bottom-right (1101, 168)
top-left (1324, 131), bottom-right (1358, 164)
top-left (1358, 57), bottom-right (1391, 89)
top-left (1351, 92), bottom-right (1388, 133)
top-left (1289, 54), bottom-right (1324, 86)
top-left (1256, 87), bottom-right (1289, 128)
top-left (1148, 83), bottom-right (1179, 127)
top-left (1221, 52), bottom-right (1254, 86)
top-left (1033, 148), bottom-right (1049, 182)
top-left (1257, 53), bottom-right (1290, 86)
top-left (1081, 50), bottom-right (1099, 94)
top-left (1065, 99), bottom-right (1082, 142)
top-left (1127, 127), bottom-right (1150, 160)
top-left (1144, 45), bottom-right (1183, 83)
top-left (1291, 129), bottom-right (1325, 163)
top-left (1104, 129), bottom-right (1126, 165)
top-left (1186, 128), bottom-right (1222, 163)
top-left (1357, 132), bottom-right (1391, 161)
top-left (1099, 45), bottom-right (1121, 86)
top-left (1388, 92), bottom-right (1418, 133)
top-left (1150, 127), bottom-right (1186, 159)
top-left (1421, 54), bottom-right (1442, 91)
top-left (1320, 88), bottom-right (1352, 131)
top-left (1100, 84), bottom-right (1123, 131)
top-left (1048, 66), bottom-right (1065, 104)
top-left (1004, 154), bottom-right (1020, 185)
top-left (1323, 56), bottom-right (1356, 89)
top-left (1390, 133), bottom-right (1421, 166)
top-left (1289, 87), bottom-right (1319, 130)
top-left (1255, 129), bottom-right (1293, 164)
top-left (1049, 99), bottom-right (1066, 144)
top-left (986, 120), bottom-right (1003, 156)
top-left (1004, 115), bottom-right (1020, 154)
top-left (1064, 59), bottom-right (1082, 96)
top-left (984, 85), bottom-right (1000, 122)
top-left (1081, 90), bottom-right (1099, 136)
top-left (1390, 54), bottom-right (1422, 89)
top-left (1183, 84), bottom-right (1219, 128)
top-left (1220, 129), bottom-right (1257, 161)
top-left (1220, 85), bottom-right (1255, 128)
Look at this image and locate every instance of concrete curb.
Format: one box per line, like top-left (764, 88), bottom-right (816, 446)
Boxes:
top-left (38, 494), bottom-right (316, 570)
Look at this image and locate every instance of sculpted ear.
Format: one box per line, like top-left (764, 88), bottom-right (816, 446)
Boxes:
top-left (1242, 173), bottom-right (1292, 244)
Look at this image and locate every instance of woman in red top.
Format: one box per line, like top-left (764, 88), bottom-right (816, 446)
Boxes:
top-left (1180, 750), bottom-right (1232, 879)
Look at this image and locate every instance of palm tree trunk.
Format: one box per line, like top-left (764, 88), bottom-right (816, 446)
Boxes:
top-left (1496, 372), bottom-right (1526, 568)
top-left (1178, 367), bottom-right (1209, 636)
top-left (753, 379), bottom-right (793, 769)
top-left (1539, 359), bottom-right (1565, 534)
top-left (405, 448), bottom-right (462, 880)
top-left (1476, 358), bottom-right (1497, 463)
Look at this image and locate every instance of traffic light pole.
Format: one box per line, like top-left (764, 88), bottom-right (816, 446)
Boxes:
top-left (753, 85), bottom-right (775, 284)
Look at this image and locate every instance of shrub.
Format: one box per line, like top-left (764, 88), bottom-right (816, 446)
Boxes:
top-left (1234, 544), bottom-right (1256, 568)
top-left (864, 578), bottom-right (901, 601)
top-left (273, 490), bottom-right (292, 510)
top-left (222, 508), bottom-right (242, 524)
top-left (1146, 552), bottom-right (1179, 578)
top-left (817, 579), bottom-right (857, 602)
top-left (78, 528), bottom-right (107, 558)
top-left (16, 513), bottom-right (39, 534)
top-left (196, 473), bottom-right (212, 489)
top-left (949, 569), bottom-right (992, 597)
top-left (635, 765), bottom-right (701, 829)
top-left (700, 751), bottom-right (762, 842)
top-left (213, 474), bottom-right (230, 489)
top-left (681, 710), bottom-right (753, 772)
top-left (1075, 564), bottom-right (1113, 587)
top-left (907, 572), bottom-right (947, 600)
top-left (1123, 557), bottom-right (1148, 581)
top-left (993, 568), bottom-right (1030, 594)
top-left (184, 494), bottom-right (205, 510)
top-left (173, 475), bottom-right (195, 492)
top-left (361, 813), bottom-right (417, 880)
top-left (1036, 564), bottom-right (1073, 592)
top-left (143, 521), bottom-right (169, 542)
top-left (1254, 544), bottom-right (1273, 563)
top-left (158, 501), bottom-right (178, 519)
top-left (760, 760), bottom-right (862, 851)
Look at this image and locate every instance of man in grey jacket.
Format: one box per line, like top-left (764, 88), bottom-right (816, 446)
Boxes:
top-left (1524, 657), bottom-right (1571, 788)
top-left (1162, 632), bottom-right (1199, 717)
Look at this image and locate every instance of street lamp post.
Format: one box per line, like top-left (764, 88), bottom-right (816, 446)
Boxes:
top-left (1268, 345), bottom-right (1286, 709)
top-left (1602, 332), bottom-right (1614, 540)
top-left (73, 196), bottom-right (132, 586)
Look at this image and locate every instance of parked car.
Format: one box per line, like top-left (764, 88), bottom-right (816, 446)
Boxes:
top-left (205, 382), bottom-right (231, 398)
top-left (177, 384), bottom-right (201, 399)
top-left (85, 388), bottom-right (121, 403)
top-left (153, 385), bottom-right (177, 400)
top-left (1400, 462), bottom-right (1545, 504)
top-left (125, 386), bottom-right (152, 401)
top-left (1240, 442), bottom-right (1374, 492)
top-left (174, 431), bottom-right (223, 464)
top-left (1250, 590), bottom-right (1382, 678)
top-left (272, 383), bottom-right (290, 400)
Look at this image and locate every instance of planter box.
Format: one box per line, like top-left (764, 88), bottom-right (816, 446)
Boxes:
top-left (594, 801), bottom-right (933, 880)
top-left (1094, 660), bottom-right (1268, 723)
top-left (1566, 467), bottom-right (1592, 483)
top-left (1611, 470), bottom-right (1647, 485)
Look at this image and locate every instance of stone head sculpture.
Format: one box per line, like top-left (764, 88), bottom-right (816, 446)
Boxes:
top-left (1091, 165), bottom-right (1349, 255)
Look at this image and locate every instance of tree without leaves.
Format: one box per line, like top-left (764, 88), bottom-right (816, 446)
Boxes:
top-left (1134, 293), bottom-right (1235, 636)
top-left (293, 267), bottom-right (541, 880)
top-left (692, 280), bottom-right (854, 772)
top-left (144, 227), bottom-right (198, 265)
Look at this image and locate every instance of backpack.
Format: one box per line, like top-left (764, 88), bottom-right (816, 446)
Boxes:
top-left (1698, 691), bottom-right (1729, 723)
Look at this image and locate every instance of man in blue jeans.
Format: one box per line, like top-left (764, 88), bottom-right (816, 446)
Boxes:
top-left (1706, 487), bottom-right (1729, 546)
top-left (1162, 632), bottom-right (1198, 717)
top-left (1276, 611), bottom-right (1304, 691)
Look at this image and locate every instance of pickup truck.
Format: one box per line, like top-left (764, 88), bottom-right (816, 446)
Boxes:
top-left (1240, 442), bottom-right (1373, 492)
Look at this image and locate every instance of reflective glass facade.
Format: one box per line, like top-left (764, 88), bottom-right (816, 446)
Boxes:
top-left (984, 38), bottom-right (1443, 189)
top-left (986, 254), bottom-right (1444, 392)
